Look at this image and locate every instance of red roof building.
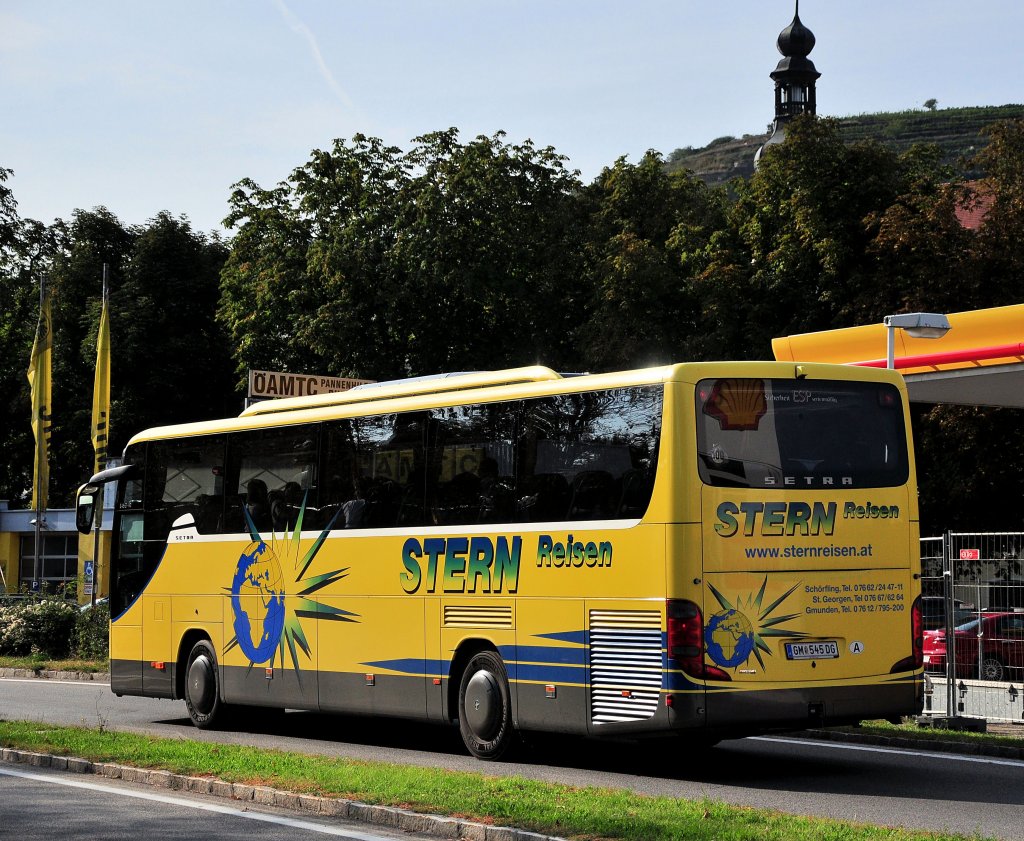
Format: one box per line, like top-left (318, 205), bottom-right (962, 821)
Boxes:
top-left (955, 183), bottom-right (995, 230)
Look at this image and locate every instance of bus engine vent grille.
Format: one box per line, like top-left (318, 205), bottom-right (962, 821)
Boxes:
top-left (444, 604), bottom-right (514, 628)
top-left (589, 609), bottom-right (662, 725)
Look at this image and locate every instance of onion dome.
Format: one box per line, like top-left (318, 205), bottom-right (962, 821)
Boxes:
top-left (777, 3), bottom-right (816, 58)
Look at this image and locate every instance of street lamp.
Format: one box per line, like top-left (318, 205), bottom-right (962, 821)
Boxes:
top-left (883, 312), bottom-right (951, 369)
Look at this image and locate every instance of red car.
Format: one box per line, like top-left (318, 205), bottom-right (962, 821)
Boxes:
top-left (923, 611), bottom-right (1024, 682)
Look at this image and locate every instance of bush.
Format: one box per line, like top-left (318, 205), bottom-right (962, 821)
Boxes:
top-left (74, 603), bottom-right (110, 660)
top-left (0, 599), bottom-right (78, 659)
top-left (0, 604), bottom-right (32, 656)
top-left (21, 599), bottom-right (78, 658)
top-left (707, 135), bottom-right (737, 148)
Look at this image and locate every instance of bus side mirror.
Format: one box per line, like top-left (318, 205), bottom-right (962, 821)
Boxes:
top-left (76, 483), bottom-right (102, 534)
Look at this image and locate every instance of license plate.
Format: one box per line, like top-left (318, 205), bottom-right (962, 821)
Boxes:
top-left (785, 640), bottom-right (840, 660)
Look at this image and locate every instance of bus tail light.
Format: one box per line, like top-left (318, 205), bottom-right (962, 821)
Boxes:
top-left (667, 599), bottom-right (731, 682)
top-left (911, 595), bottom-right (923, 668)
top-left (890, 595), bottom-right (924, 673)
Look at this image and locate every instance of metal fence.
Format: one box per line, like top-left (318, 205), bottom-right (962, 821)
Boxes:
top-left (920, 532), bottom-right (1024, 725)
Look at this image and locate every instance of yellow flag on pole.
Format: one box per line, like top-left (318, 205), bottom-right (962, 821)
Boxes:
top-left (27, 275), bottom-right (52, 513)
top-left (91, 267), bottom-right (111, 474)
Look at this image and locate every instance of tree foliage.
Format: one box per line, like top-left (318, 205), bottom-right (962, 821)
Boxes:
top-left (4, 116), bottom-right (1024, 531)
top-left (0, 197), bottom-right (233, 507)
top-left (113, 212), bottom-right (234, 442)
top-left (691, 116), bottom-right (922, 358)
top-left (578, 152), bottom-right (726, 368)
top-left (971, 119), bottom-right (1024, 306)
top-left (220, 130), bottom-right (587, 381)
top-left (0, 169), bottom-right (41, 503)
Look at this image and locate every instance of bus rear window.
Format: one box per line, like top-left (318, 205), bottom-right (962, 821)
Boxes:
top-left (695, 378), bottom-right (908, 489)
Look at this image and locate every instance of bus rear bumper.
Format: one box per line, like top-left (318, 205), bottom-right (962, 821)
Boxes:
top-left (696, 677), bottom-right (924, 733)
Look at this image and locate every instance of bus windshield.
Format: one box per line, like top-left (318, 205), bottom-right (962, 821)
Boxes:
top-left (695, 378), bottom-right (908, 490)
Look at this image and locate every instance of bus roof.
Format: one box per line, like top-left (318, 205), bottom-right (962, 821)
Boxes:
top-left (238, 366), bottom-right (563, 418)
top-left (125, 361), bottom-right (905, 448)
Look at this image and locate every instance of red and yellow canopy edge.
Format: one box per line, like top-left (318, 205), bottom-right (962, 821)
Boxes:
top-left (772, 304), bottom-right (1024, 374)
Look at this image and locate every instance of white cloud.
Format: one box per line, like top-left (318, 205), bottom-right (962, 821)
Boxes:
top-left (271, 0), bottom-right (354, 110)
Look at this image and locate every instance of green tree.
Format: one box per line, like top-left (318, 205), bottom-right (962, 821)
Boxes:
top-left (915, 405), bottom-right (1024, 534)
top-left (220, 130), bottom-right (586, 381)
top-left (390, 130), bottom-right (585, 373)
top-left (693, 116), bottom-right (916, 359)
top-left (40, 209), bottom-right (134, 501)
top-left (0, 173), bottom-right (76, 506)
top-left (0, 168), bottom-right (18, 256)
top-left (911, 120), bottom-right (1024, 535)
top-left (218, 187), bottom-right (315, 379)
top-left (0, 169), bottom-right (39, 504)
top-left (220, 134), bottom-right (420, 383)
top-left (578, 152), bottom-right (726, 370)
top-left (1, 198), bottom-right (235, 507)
top-left (861, 144), bottom-right (976, 318)
top-left (969, 119), bottom-right (1024, 306)
top-left (114, 212), bottom-right (234, 450)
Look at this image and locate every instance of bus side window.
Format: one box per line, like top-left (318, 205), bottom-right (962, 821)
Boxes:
top-left (428, 401), bottom-right (517, 526)
top-left (518, 388), bottom-right (662, 522)
top-left (616, 467), bottom-right (655, 518)
top-left (353, 413), bottom-right (429, 528)
top-left (517, 396), bottom-right (569, 521)
top-left (146, 436), bottom-right (226, 537)
top-left (222, 425), bottom-right (319, 534)
top-left (611, 388), bottom-right (661, 518)
top-left (567, 470), bottom-right (614, 520)
top-left (322, 418), bottom-right (364, 529)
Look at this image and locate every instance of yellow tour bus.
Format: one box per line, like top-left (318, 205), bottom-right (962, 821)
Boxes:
top-left (76, 362), bottom-right (923, 759)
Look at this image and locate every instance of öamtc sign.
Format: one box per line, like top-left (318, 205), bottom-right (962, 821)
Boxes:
top-left (248, 369), bottom-right (374, 399)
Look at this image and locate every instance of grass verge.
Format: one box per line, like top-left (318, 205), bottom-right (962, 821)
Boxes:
top-left (0, 655), bottom-right (109, 673)
top-left (845, 719), bottom-right (1024, 749)
top-left (0, 719), bottom-right (992, 841)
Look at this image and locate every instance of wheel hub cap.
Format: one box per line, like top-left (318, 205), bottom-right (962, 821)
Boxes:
top-left (465, 669), bottom-right (500, 739)
top-left (188, 655), bottom-right (214, 714)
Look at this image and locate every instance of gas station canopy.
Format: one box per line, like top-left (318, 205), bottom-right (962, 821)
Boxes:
top-left (772, 304), bottom-right (1024, 408)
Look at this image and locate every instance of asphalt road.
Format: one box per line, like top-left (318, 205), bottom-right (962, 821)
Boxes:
top-left (0, 762), bottom-right (434, 841)
top-left (2, 677), bottom-right (1024, 839)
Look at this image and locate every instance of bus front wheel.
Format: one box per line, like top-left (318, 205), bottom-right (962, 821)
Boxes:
top-left (458, 650), bottom-right (515, 760)
top-left (184, 640), bottom-right (225, 729)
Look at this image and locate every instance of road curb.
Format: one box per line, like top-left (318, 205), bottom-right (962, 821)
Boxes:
top-left (0, 668), bottom-right (110, 682)
top-left (0, 747), bottom-right (562, 841)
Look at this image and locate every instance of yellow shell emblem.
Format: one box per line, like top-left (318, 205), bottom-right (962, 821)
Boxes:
top-left (704, 379), bottom-right (767, 430)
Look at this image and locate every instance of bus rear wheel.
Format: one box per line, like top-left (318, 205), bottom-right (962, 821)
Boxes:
top-left (184, 640), bottom-right (225, 729)
top-left (458, 650), bottom-right (515, 760)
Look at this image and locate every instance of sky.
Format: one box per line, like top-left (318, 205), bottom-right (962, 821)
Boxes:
top-left (3, 1), bottom-right (1023, 237)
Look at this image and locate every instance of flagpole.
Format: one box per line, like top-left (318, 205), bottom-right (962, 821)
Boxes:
top-left (91, 265), bottom-right (110, 606)
top-left (33, 492), bottom-right (41, 592)
top-left (32, 274), bottom-right (48, 592)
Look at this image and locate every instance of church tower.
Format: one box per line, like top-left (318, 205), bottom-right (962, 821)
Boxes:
top-left (756, 1), bottom-right (821, 163)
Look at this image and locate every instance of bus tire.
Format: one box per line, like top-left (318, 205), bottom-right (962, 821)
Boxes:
top-left (458, 650), bottom-right (515, 760)
top-left (184, 640), bottom-right (225, 729)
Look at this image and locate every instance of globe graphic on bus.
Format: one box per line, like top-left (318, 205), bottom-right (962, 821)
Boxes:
top-left (704, 609), bottom-right (755, 668)
top-left (230, 540), bottom-right (286, 664)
